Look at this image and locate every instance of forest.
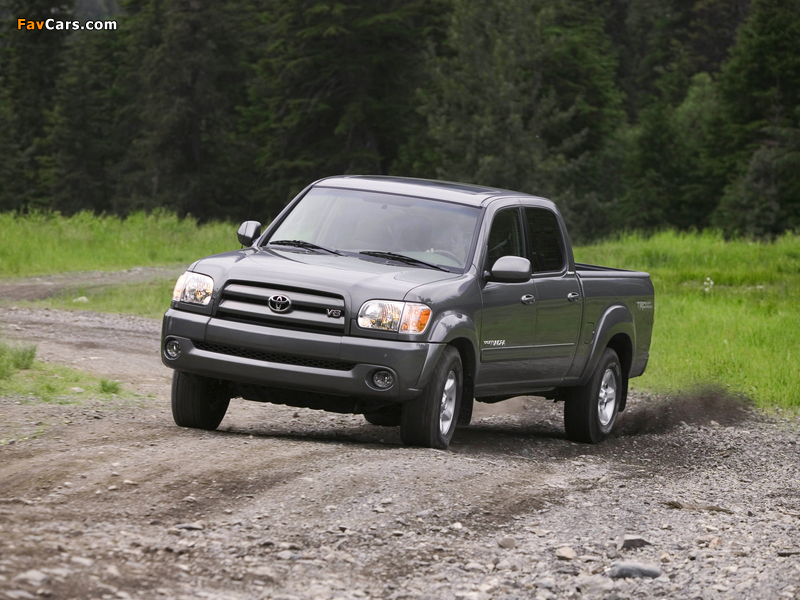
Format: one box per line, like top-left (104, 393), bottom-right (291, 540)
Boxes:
top-left (1, 0), bottom-right (798, 242)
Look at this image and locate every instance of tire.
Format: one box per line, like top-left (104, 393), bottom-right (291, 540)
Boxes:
top-left (457, 396), bottom-right (473, 427)
top-left (400, 346), bottom-right (462, 449)
top-left (363, 406), bottom-right (402, 427)
top-left (564, 347), bottom-right (622, 444)
top-left (171, 371), bottom-right (230, 431)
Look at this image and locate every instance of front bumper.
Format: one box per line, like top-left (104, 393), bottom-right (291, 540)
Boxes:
top-left (161, 309), bottom-right (444, 402)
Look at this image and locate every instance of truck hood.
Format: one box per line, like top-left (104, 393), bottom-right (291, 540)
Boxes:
top-left (190, 248), bottom-right (460, 306)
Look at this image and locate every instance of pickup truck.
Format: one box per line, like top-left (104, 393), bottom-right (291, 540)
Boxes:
top-left (161, 176), bottom-right (654, 449)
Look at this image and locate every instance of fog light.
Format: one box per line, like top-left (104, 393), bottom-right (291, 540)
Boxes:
top-left (372, 370), bottom-right (395, 390)
top-left (165, 339), bottom-right (182, 360)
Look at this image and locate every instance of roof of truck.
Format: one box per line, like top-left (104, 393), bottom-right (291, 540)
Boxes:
top-left (314, 175), bottom-right (544, 207)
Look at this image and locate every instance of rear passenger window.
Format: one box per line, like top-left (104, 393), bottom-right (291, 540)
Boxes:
top-left (525, 208), bottom-right (565, 273)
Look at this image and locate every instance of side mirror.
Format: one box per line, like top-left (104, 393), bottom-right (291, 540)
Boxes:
top-left (237, 220), bottom-right (261, 246)
top-left (488, 256), bottom-right (531, 283)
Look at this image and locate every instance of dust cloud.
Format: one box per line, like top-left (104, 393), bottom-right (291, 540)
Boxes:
top-left (615, 386), bottom-right (755, 436)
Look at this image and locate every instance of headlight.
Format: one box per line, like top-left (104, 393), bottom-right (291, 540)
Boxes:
top-left (172, 272), bottom-right (214, 306)
top-left (172, 273), bottom-right (187, 302)
top-left (357, 300), bottom-right (431, 334)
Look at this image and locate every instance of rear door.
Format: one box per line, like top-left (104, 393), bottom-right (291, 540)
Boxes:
top-left (525, 206), bottom-right (583, 385)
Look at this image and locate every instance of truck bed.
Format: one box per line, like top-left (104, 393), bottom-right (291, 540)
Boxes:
top-left (572, 263), bottom-right (655, 382)
top-left (576, 262), bottom-right (651, 278)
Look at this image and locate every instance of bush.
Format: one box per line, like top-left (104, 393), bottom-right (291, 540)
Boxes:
top-left (100, 379), bottom-right (122, 394)
top-left (0, 343), bottom-right (13, 380)
top-left (0, 340), bottom-right (36, 379)
top-left (9, 344), bottom-right (37, 370)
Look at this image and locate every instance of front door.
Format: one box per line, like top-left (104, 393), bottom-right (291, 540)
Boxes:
top-left (478, 207), bottom-right (538, 389)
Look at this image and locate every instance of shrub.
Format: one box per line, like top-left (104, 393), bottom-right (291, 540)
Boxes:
top-left (0, 342), bottom-right (12, 380)
top-left (100, 379), bottom-right (122, 394)
top-left (9, 345), bottom-right (37, 370)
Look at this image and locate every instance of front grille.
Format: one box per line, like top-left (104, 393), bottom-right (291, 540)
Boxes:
top-left (216, 281), bottom-right (346, 334)
top-left (194, 341), bottom-right (356, 372)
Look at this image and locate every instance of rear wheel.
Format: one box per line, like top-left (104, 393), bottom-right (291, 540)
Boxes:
top-left (401, 346), bottom-right (462, 449)
top-left (171, 371), bottom-right (230, 431)
top-left (564, 348), bottom-right (622, 443)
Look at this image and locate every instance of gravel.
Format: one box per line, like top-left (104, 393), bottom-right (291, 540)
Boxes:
top-left (0, 303), bottom-right (799, 600)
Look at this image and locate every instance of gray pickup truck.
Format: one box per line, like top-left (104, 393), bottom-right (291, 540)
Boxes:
top-left (162, 176), bottom-right (654, 449)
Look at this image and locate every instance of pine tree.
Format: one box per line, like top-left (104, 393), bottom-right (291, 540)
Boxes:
top-left (713, 122), bottom-right (800, 237)
top-left (0, 0), bottom-right (75, 211)
top-left (689, 0), bottom-right (750, 74)
top-left (711, 0), bottom-right (800, 236)
top-left (41, 27), bottom-right (126, 214)
top-left (115, 0), bottom-right (259, 220)
top-left (0, 81), bottom-right (21, 212)
top-left (671, 72), bottom-right (725, 228)
top-left (244, 0), bottom-right (447, 218)
top-left (74, 0), bottom-right (119, 20)
top-left (615, 0), bottom-right (752, 232)
top-left (421, 0), bottom-right (624, 241)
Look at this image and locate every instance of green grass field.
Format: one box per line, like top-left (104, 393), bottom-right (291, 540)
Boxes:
top-left (574, 230), bottom-right (800, 410)
top-left (29, 280), bottom-right (177, 320)
top-left (1, 213), bottom-right (797, 410)
top-left (0, 210), bottom-right (234, 278)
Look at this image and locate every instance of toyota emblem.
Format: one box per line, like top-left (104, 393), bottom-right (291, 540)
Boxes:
top-left (268, 294), bottom-right (292, 313)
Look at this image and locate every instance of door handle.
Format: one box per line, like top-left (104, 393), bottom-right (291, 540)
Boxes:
top-left (567, 292), bottom-right (580, 303)
top-left (521, 294), bottom-right (536, 305)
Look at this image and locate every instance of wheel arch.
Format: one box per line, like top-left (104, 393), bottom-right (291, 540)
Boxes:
top-left (448, 336), bottom-right (476, 404)
top-left (427, 311), bottom-right (479, 402)
top-left (577, 304), bottom-right (634, 411)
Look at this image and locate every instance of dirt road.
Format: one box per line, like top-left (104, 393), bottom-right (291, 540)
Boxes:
top-left (1, 278), bottom-right (799, 600)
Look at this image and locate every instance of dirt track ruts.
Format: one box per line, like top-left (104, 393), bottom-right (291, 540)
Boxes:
top-left (1, 280), bottom-right (799, 600)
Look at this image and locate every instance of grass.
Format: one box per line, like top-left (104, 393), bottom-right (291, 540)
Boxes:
top-left (1, 211), bottom-right (797, 411)
top-left (100, 379), bottom-right (122, 394)
top-left (0, 210), bottom-right (236, 278)
top-left (0, 339), bottom-right (39, 379)
top-left (0, 334), bottom-right (133, 405)
top-left (24, 279), bottom-right (177, 319)
top-left (574, 230), bottom-right (800, 411)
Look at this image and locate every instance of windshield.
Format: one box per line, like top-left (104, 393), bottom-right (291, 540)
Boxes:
top-left (266, 187), bottom-right (480, 270)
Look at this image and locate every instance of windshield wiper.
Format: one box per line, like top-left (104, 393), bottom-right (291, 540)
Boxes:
top-left (359, 251), bottom-right (449, 272)
top-left (268, 240), bottom-right (343, 255)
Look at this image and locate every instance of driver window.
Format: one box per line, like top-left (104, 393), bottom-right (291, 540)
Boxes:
top-left (485, 208), bottom-right (524, 270)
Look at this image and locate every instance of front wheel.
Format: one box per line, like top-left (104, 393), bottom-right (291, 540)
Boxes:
top-left (401, 346), bottom-right (462, 449)
top-left (564, 348), bottom-right (622, 443)
top-left (171, 371), bottom-right (230, 431)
